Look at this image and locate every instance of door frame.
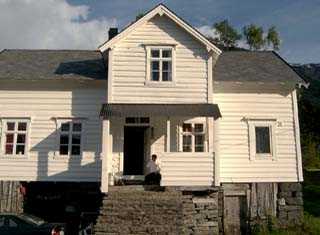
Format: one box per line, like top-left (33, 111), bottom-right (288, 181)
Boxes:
top-left (122, 124), bottom-right (150, 178)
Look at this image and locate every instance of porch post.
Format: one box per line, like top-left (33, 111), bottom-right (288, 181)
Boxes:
top-left (166, 117), bottom-right (170, 152)
top-left (101, 118), bottom-right (110, 193)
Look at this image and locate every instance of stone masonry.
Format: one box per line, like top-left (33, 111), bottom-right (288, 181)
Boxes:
top-left (94, 186), bottom-right (220, 235)
top-left (277, 183), bottom-right (304, 228)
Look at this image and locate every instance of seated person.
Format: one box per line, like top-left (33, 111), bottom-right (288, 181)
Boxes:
top-left (145, 154), bottom-right (161, 185)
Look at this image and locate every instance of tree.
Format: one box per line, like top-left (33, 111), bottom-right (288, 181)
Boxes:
top-left (266, 26), bottom-right (281, 51)
top-left (243, 24), bottom-right (265, 50)
top-left (136, 13), bottom-right (145, 21)
top-left (213, 20), bottom-right (242, 48)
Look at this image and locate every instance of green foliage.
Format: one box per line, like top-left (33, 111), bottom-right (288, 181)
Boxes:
top-left (213, 20), bottom-right (242, 48)
top-left (252, 214), bottom-right (320, 235)
top-left (266, 26), bottom-right (281, 50)
top-left (243, 24), bottom-right (265, 50)
top-left (136, 12), bottom-right (145, 21)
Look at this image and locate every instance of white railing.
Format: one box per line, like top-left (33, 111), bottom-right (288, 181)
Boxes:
top-left (160, 152), bottom-right (214, 187)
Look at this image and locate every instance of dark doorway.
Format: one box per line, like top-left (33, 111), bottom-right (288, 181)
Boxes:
top-left (123, 126), bottom-right (146, 175)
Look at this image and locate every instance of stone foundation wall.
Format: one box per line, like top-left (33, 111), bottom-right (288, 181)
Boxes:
top-left (277, 183), bottom-right (304, 228)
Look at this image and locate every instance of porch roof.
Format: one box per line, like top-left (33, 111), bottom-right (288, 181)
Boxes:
top-left (100, 103), bottom-right (221, 119)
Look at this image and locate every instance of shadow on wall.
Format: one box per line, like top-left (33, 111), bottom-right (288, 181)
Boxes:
top-left (23, 84), bottom-right (106, 182)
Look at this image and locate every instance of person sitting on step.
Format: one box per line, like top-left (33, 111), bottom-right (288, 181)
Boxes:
top-left (145, 154), bottom-right (161, 185)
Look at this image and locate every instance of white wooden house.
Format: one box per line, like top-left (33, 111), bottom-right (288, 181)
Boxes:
top-left (0, 4), bottom-right (305, 195)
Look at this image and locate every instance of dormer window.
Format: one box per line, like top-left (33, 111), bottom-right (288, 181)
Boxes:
top-left (145, 46), bottom-right (175, 85)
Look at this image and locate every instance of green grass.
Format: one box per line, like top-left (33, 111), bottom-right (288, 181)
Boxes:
top-left (254, 213), bottom-right (320, 235)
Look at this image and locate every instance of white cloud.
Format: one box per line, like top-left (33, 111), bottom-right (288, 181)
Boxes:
top-left (0, 0), bottom-right (117, 50)
top-left (197, 25), bottom-right (218, 39)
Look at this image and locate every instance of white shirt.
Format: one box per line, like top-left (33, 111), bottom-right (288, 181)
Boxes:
top-left (146, 160), bottom-right (160, 174)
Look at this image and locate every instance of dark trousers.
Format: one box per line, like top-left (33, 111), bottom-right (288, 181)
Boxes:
top-left (144, 172), bottom-right (161, 185)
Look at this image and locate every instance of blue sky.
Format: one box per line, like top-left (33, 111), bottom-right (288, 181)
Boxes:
top-left (1, 0), bottom-right (319, 64)
top-left (67, 0), bottom-right (320, 64)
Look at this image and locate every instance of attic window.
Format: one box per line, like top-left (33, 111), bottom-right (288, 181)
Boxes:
top-left (145, 46), bottom-right (175, 85)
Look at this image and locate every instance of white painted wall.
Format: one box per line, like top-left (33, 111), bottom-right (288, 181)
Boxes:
top-left (213, 91), bottom-right (300, 183)
top-left (111, 15), bottom-right (209, 103)
top-left (0, 81), bottom-right (106, 182)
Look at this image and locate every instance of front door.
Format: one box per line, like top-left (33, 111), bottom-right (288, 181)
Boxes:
top-left (123, 126), bottom-right (146, 175)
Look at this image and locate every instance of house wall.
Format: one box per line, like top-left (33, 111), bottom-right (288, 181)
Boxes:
top-left (0, 80), bottom-right (106, 182)
top-left (213, 90), bottom-right (299, 183)
top-left (111, 15), bottom-right (209, 103)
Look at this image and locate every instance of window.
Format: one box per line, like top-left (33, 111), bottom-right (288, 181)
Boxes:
top-left (255, 127), bottom-right (271, 154)
top-left (181, 123), bottom-right (205, 152)
top-left (125, 117), bottom-right (150, 124)
top-left (147, 47), bottom-right (174, 83)
top-left (1, 119), bottom-right (29, 156)
top-left (248, 119), bottom-right (276, 160)
top-left (58, 121), bottom-right (83, 156)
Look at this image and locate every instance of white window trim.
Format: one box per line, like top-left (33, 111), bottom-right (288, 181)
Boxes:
top-left (179, 121), bottom-right (207, 153)
top-left (145, 45), bottom-right (176, 86)
top-left (55, 119), bottom-right (85, 157)
top-left (248, 119), bottom-right (277, 161)
top-left (0, 118), bottom-right (31, 158)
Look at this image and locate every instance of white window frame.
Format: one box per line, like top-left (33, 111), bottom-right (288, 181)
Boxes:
top-left (145, 45), bottom-right (176, 86)
top-left (56, 119), bottom-right (84, 157)
top-left (0, 118), bottom-right (30, 157)
top-left (179, 122), bottom-right (207, 153)
top-left (248, 119), bottom-right (277, 161)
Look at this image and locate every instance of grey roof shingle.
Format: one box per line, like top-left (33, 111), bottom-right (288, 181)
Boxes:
top-left (0, 49), bottom-right (106, 80)
top-left (0, 49), bottom-right (304, 85)
top-left (214, 51), bottom-right (304, 84)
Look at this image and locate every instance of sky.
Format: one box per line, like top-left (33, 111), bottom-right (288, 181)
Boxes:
top-left (1, 0), bottom-right (320, 64)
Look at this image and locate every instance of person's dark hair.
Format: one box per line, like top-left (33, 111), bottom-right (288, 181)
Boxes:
top-left (151, 154), bottom-right (157, 160)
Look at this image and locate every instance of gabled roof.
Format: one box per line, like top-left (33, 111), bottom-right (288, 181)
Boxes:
top-left (98, 4), bottom-right (221, 55)
top-left (214, 51), bottom-right (305, 85)
top-left (0, 49), bottom-right (106, 81)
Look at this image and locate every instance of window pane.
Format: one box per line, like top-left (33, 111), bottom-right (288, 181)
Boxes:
top-left (255, 127), bottom-right (271, 154)
top-left (183, 135), bottom-right (192, 152)
top-left (195, 135), bottom-right (204, 152)
top-left (140, 117), bottom-right (150, 124)
top-left (5, 145), bottom-right (13, 154)
top-left (59, 145), bottom-right (68, 155)
top-left (61, 123), bottom-right (70, 132)
top-left (18, 122), bottom-right (27, 131)
top-left (7, 122), bottom-right (15, 131)
top-left (194, 124), bottom-right (204, 133)
top-left (72, 134), bottom-right (81, 145)
top-left (183, 123), bottom-right (192, 132)
top-left (60, 135), bottom-right (69, 145)
top-left (162, 61), bottom-right (171, 71)
top-left (162, 71), bottom-right (172, 81)
top-left (73, 123), bottom-right (82, 132)
top-left (0, 217), bottom-right (4, 227)
top-left (16, 145), bottom-right (25, 155)
top-left (151, 61), bottom-right (159, 70)
top-left (17, 134), bottom-right (26, 144)
top-left (151, 71), bottom-right (159, 81)
top-left (5, 134), bottom-right (14, 144)
top-left (151, 49), bottom-right (160, 58)
top-left (162, 49), bottom-right (172, 58)
top-left (125, 117), bottom-right (135, 124)
top-left (71, 146), bottom-right (81, 155)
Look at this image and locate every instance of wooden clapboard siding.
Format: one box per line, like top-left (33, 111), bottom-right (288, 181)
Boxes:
top-left (0, 81), bottom-right (106, 182)
top-left (160, 152), bottom-right (214, 186)
top-left (111, 15), bottom-right (208, 103)
top-left (213, 92), bottom-right (299, 182)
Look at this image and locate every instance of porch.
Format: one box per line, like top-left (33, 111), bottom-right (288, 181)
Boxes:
top-left (99, 103), bottom-right (221, 192)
